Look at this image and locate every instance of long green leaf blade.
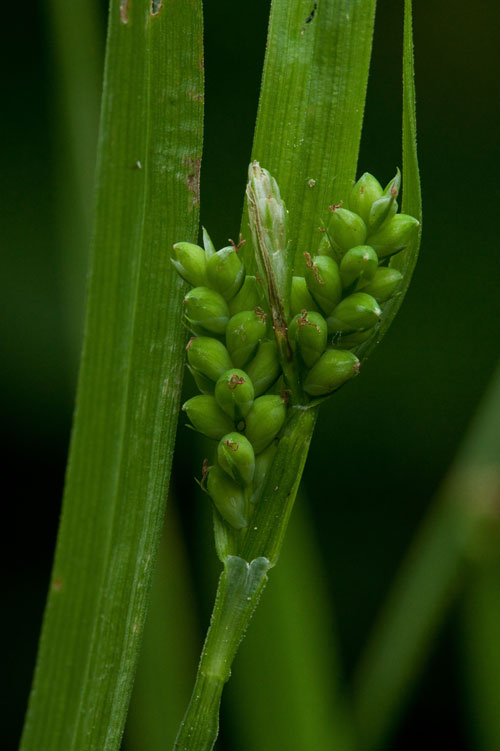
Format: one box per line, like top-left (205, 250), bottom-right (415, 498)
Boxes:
top-left (462, 559), bottom-right (500, 750)
top-left (47, 0), bottom-right (103, 366)
top-left (360, 0), bottom-right (422, 358)
top-left (242, 0), bottom-right (377, 270)
top-left (20, 0), bottom-right (203, 748)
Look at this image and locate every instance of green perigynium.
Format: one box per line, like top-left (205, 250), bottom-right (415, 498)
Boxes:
top-left (339, 245), bottom-right (379, 289)
top-left (228, 275), bottom-right (264, 315)
top-left (367, 213), bottom-right (420, 257)
top-left (182, 395), bottom-right (234, 440)
top-left (303, 254), bottom-right (342, 315)
top-left (348, 172), bottom-right (384, 224)
top-left (288, 310), bottom-right (328, 368)
top-left (326, 292), bottom-right (382, 334)
top-left (172, 163), bottom-right (419, 532)
top-left (244, 394), bottom-right (287, 454)
top-left (172, 242), bottom-right (208, 287)
top-left (217, 432), bottom-right (255, 487)
top-left (303, 349), bottom-right (360, 396)
top-left (226, 308), bottom-right (268, 367)
top-left (187, 336), bottom-right (233, 383)
top-left (362, 267), bottom-right (403, 302)
top-left (207, 464), bottom-right (248, 529)
top-left (215, 368), bottom-right (255, 422)
top-left (183, 286), bottom-right (229, 335)
top-left (290, 275), bottom-right (319, 316)
top-left (328, 204), bottom-right (367, 252)
top-left (244, 339), bottom-right (281, 396)
top-left (206, 245), bottom-right (245, 300)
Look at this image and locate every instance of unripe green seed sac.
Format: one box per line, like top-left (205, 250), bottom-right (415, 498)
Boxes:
top-left (244, 339), bottom-right (281, 396)
top-left (361, 267), bottom-right (403, 302)
top-left (226, 309), bottom-right (267, 368)
top-left (207, 464), bottom-right (247, 529)
top-left (368, 168), bottom-right (400, 232)
top-left (184, 287), bottom-right (230, 335)
top-left (327, 292), bottom-right (382, 334)
top-left (290, 276), bottom-right (319, 317)
top-left (316, 232), bottom-right (336, 259)
top-left (207, 246), bottom-right (245, 300)
top-left (339, 245), bottom-right (378, 288)
top-left (368, 194), bottom-right (398, 233)
top-left (288, 310), bottom-right (328, 368)
top-left (303, 254), bottom-right (342, 315)
top-left (182, 395), bottom-right (234, 440)
top-left (187, 337), bottom-right (233, 383)
top-left (206, 246), bottom-right (245, 300)
top-left (202, 226), bottom-right (216, 256)
top-left (367, 214), bottom-right (420, 257)
top-left (217, 432), bottom-right (255, 486)
top-left (215, 369), bottom-right (254, 422)
top-left (171, 242), bottom-right (208, 287)
top-left (383, 168), bottom-right (401, 199)
top-left (228, 276), bottom-right (264, 316)
top-left (328, 206), bottom-right (367, 253)
top-left (244, 395), bottom-right (287, 454)
top-left (303, 349), bottom-right (360, 396)
top-left (348, 173), bottom-right (383, 225)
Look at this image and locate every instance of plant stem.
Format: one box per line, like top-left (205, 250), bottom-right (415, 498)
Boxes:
top-left (174, 406), bottom-right (318, 750)
top-left (241, 405), bottom-right (318, 564)
top-left (174, 557), bottom-right (270, 750)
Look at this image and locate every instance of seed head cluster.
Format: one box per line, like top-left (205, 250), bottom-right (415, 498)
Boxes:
top-left (171, 168), bottom-right (419, 531)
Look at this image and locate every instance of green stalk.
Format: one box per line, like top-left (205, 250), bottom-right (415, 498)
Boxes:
top-left (175, 556), bottom-right (271, 750)
top-left (229, 503), bottom-right (356, 751)
top-left (174, 407), bottom-right (317, 750)
top-left (20, 1), bottom-right (203, 749)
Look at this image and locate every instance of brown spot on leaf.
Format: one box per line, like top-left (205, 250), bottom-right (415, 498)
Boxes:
top-left (120, 0), bottom-right (130, 23)
top-left (183, 157), bottom-right (201, 208)
top-left (53, 577), bottom-right (63, 592)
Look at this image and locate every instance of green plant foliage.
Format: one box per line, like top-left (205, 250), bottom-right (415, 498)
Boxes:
top-left (244, 0), bottom-right (377, 266)
top-left (358, 0), bottom-right (422, 361)
top-left (20, 0), bottom-right (203, 749)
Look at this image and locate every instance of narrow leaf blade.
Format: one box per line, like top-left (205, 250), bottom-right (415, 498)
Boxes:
top-left (359, 0), bottom-right (422, 358)
top-left (20, 1), bottom-right (203, 749)
top-left (242, 0), bottom-right (377, 270)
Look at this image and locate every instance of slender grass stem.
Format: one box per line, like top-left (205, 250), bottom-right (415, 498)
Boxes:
top-left (174, 406), bottom-right (317, 751)
top-left (174, 557), bottom-right (270, 750)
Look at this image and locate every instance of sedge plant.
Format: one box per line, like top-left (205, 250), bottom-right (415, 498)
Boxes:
top-left (172, 159), bottom-right (420, 749)
top-left (20, 1), bottom-right (422, 750)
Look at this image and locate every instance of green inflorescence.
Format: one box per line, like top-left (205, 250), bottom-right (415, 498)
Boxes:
top-left (172, 165), bottom-right (419, 533)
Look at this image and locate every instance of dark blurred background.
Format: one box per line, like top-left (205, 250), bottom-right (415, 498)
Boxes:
top-left (3, 0), bottom-right (500, 748)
